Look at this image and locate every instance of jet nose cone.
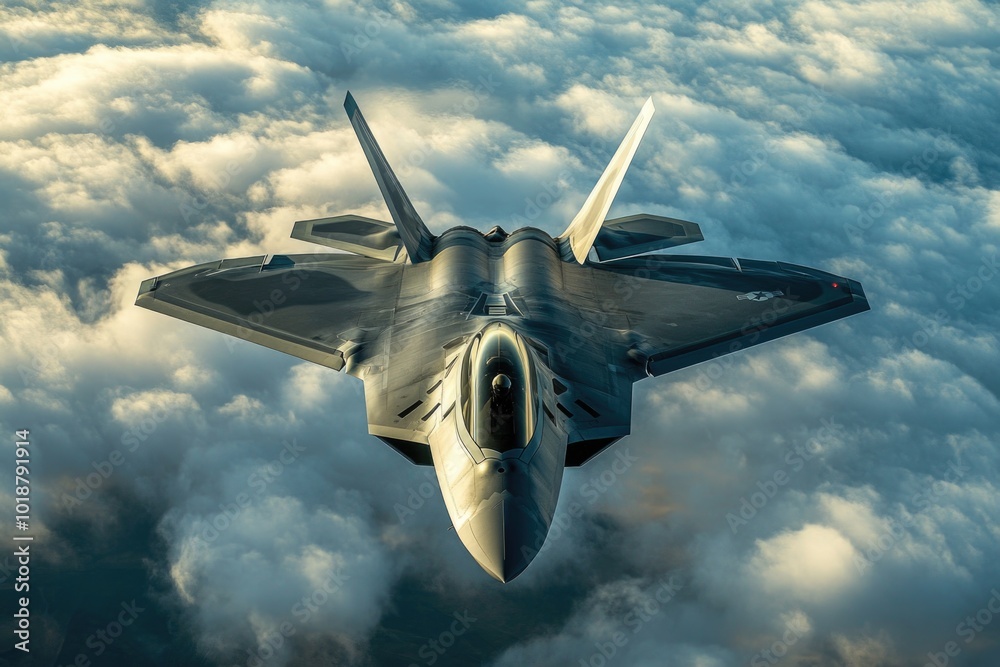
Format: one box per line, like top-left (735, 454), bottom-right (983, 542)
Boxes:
top-left (459, 497), bottom-right (547, 583)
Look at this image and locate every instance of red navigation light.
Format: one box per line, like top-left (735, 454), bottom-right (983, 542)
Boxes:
top-left (832, 282), bottom-right (839, 288)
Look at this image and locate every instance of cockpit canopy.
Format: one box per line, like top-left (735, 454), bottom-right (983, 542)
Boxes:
top-left (461, 323), bottom-right (537, 452)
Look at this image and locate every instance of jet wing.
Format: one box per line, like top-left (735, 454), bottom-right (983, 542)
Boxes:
top-left (136, 253), bottom-right (480, 465)
top-left (135, 253), bottom-right (403, 372)
top-left (586, 254), bottom-right (870, 377)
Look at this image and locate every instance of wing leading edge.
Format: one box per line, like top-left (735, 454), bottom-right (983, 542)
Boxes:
top-left (344, 91), bottom-right (435, 264)
top-left (556, 97), bottom-right (706, 264)
top-left (135, 253), bottom-right (403, 372)
top-left (559, 97), bottom-right (655, 264)
top-left (585, 254), bottom-right (870, 377)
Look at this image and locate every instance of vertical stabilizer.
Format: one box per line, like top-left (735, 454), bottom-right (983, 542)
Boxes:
top-left (344, 91), bottom-right (435, 263)
top-left (559, 97), bottom-right (655, 264)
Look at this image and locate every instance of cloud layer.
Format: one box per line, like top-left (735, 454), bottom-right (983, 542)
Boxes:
top-left (2, 1), bottom-right (999, 665)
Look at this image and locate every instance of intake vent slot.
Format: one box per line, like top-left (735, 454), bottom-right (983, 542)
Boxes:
top-left (421, 403), bottom-right (440, 421)
top-left (542, 404), bottom-right (555, 422)
top-left (442, 335), bottom-right (466, 350)
top-left (556, 403), bottom-right (573, 418)
top-left (552, 378), bottom-right (567, 395)
top-left (397, 400), bottom-right (423, 419)
top-left (574, 399), bottom-right (600, 418)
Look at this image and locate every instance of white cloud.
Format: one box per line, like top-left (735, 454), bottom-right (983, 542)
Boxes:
top-left (3, 0), bottom-right (999, 665)
top-left (747, 523), bottom-right (860, 601)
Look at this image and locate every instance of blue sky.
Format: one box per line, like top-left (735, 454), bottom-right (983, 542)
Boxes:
top-left (1, 1), bottom-right (999, 666)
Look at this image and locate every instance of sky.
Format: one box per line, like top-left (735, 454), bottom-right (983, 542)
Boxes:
top-left (1, 1), bottom-right (999, 666)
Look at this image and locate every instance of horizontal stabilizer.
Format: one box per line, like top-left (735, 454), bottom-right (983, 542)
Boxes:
top-left (345, 91), bottom-right (435, 263)
top-left (292, 214), bottom-right (405, 262)
top-left (593, 214), bottom-right (703, 261)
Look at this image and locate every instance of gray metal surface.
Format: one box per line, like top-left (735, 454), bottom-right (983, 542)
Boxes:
top-left (136, 92), bottom-right (870, 582)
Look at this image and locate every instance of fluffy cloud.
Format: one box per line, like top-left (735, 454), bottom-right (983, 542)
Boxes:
top-left (2, 1), bottom-right (999, 666)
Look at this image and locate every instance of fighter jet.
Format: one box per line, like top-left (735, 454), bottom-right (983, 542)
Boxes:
top-left (136, 92), bottom-right (869, 582)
